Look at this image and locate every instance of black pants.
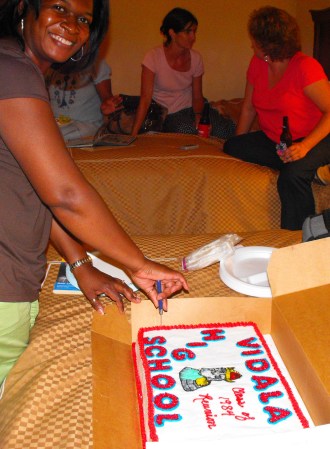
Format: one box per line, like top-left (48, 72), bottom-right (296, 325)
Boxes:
top-left (224, 131), bottom-right (330, 230)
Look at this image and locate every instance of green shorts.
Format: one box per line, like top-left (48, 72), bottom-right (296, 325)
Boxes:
top-left (0, 300), bottom-right (39, 386)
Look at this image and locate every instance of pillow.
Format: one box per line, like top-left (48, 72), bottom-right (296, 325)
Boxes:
top-left (210, 98), bottom-right (260, 132)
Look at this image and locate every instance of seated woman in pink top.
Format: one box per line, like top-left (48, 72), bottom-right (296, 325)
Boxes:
top-left (131, 7), bottom-right (235, 138)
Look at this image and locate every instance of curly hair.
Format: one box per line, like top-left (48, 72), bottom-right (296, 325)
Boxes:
top-left (248, 6), bottom-right (301, 61)
top-left (0, 0), bottom-right (109, 72)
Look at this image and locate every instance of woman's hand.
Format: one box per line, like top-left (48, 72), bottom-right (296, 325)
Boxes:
top-left (129, 258), bottom-right (189, 312)
top-left (101, 95), bottom-right (123, 116)
top-left (277, 141), bottom-right (310, 163)
top-left (72, 263), bottom-right (140, 315)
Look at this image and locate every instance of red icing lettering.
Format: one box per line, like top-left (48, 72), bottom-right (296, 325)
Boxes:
top-left (251, 375), bottom-right (278, 390)
top-left (171, 347), bottom-right (196, 361)
top-left (193, 394), bottom-right (216, 429)
top-left (148, 358), bottom-right (171, 372)
top-left (194, 393), bottom-right (213, 403)
top-left (154, 414), bottom-right (181, 426)
top-left (246, 358), bottom-right (270, 372)
top-left (154, 392), bottom-right (179, 410)
top-left (144, 345), bottom-right (167, 358)
top-left (235, 412), bottom-right (255, 421)
top-left (237, 336), bottom-right (261, 348)
top-left (259, 391), bottom-right (283, 404)
top-left (143, 336), bottom-right (166, 345)
top-left (264, 406), bottom-right (292, 424)
top-left (232, 387), bottom-right (246, 407)
top-left (151, 374), bottom-right (176, 390)
top-left (218, 396), bottom-right (255, 421)
top-left (220, 403), bottom-right (234, 415)
top-left (218, 396), bottom-right (231, 404)
top-left (241, 349), bottom-right (264, 356)
top-left (186, 341), bottom-right (207, 347)
top-left (201, 329), bottom-right (225, 341)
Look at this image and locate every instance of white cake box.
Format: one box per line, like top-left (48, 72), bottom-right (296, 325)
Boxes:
top-left (91, 238), bottom-right (330, 449)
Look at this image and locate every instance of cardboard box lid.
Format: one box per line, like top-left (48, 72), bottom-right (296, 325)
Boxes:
top-left (271, 285), bottom-right (330, 425)
top-left (131, 295), bottom-right (272, 340)
top-left (92, 303), bottom-right (131, 342)
top-left (268, 237), bottom-right (330, 297)
top-left (91, 238), bottom-right (330, 448)
top-left (267, 238), bottom-right (330, 388)
top-left (92, 309), bottom-right (143, 449)
top-left (267, 238), bottom-right (330, 425)
top-left (92, 295), bottom-right (272, 343)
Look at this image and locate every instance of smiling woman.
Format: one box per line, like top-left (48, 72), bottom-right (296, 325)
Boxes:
top-left (0, 0), bottom-right (108, 72)
top-left (0, 0), bottom-right (188, 391)
top-left (22, 0), bottom-right (93, 71)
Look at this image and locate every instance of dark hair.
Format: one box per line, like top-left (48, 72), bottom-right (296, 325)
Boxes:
top-left (248, 6), bottom-right (301, 61)
top-left (0, 0), bottom-right (109, 72)
top-left (160, 7), bottom-right (198, 46)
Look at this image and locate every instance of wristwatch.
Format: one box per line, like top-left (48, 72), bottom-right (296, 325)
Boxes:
top-left (69, 255), bottom-right (93, 272)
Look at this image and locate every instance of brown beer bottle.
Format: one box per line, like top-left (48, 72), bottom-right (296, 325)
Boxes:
top-left (277, 116), bottom-right (292, 154)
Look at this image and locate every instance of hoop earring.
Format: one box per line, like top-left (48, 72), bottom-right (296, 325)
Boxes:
top-left (70, 45), bottom-right (84, 62)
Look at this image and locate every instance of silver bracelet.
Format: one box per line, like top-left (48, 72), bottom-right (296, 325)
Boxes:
top-left (69, 255), bottom-right (93, 272)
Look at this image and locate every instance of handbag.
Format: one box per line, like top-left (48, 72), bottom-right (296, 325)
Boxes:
top-left (103, 94), bottom-right (168, 135)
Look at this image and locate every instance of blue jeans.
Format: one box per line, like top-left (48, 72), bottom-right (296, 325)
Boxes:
top-left (224, 131), bottom-right (330, 230)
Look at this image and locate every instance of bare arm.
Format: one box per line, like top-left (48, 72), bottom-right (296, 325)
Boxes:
top-left (0, 97), bottom-right (188, 307)
top-left (95, 78), bottom-right (113, 100)
top-left (0, 99), bottom-right (145, 270)
top-left (235, 81), bottom-right (257, 135)
top-left (192, 75), bottom-right (204, 127)
top-left (50, 218), bottom-right (140, 314)
top-left (131, 65), bottom-right (155, 136)
top-left (50, 219), bottom-right (139, 314)
top-left (50, 218), bottom-right (88, 266)
top-left (282, 79), bottom-right (330, 162)
top-left (302, 79), bottom-right (330, 148)
top-left (95, 78), bottom-right (122, 116)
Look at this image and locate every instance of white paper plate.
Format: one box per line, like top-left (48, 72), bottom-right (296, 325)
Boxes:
top-left (219, 246), bottom-right (275, 297)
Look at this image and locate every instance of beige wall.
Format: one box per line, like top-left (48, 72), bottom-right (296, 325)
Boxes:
top-left (296, 0), bottom-right (330, 57)
top-left (103, 0), bottom-right (330, 101)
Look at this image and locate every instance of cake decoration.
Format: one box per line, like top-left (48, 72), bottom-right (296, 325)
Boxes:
top-left (133, 322), bottom-right (310, 446)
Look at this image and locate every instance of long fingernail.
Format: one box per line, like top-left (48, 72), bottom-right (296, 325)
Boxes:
top-left (96, 306), bottom-right (105, 315)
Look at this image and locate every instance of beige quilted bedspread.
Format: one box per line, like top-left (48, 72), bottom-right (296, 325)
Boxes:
top-left (70, 133), bottom-right (329, 235)
top-left (0, 230), bottom-right (303, 449)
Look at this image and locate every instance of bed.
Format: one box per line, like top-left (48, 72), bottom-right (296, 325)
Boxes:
top-left (70, 133), bottom-right (329, 236)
